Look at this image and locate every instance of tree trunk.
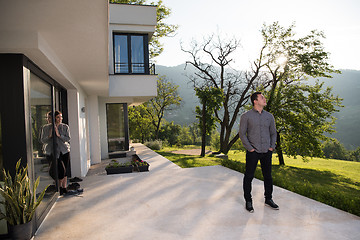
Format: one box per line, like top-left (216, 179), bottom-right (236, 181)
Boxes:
top-left (276, 131), bottom-right (285, 165)
top-left (200, 102), bottom-right (206, 157)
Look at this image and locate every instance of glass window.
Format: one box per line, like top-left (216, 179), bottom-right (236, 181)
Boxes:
top-left (113, 34), bottom-right (148, 74)
top-left (106, 103), bottom-right (126, 152)
top-left (131, 35), bottom-right (145, 73)
top-left (114, 35), bottom-right (129, 73)
top-left (30, 72), bottom-right (55, 214)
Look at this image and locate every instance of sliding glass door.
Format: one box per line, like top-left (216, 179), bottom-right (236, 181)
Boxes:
top-left (29, 72), bottom-right (56, 216)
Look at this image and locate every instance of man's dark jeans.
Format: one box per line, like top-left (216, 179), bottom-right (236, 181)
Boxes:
top-left (243, 150), bottom-right (273, 202)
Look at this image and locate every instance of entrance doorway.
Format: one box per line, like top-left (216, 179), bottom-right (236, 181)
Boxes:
top-left (106, 103), bottom-right (129, 157)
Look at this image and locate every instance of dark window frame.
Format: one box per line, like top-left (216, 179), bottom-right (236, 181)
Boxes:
top-left (113, 33), bottom-right (150, 75)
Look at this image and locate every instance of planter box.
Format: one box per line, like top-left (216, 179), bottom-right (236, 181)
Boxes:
top-left (105, 165), bottom-right (133, 175)
top-left (134, 162), bottom-right (149, 172)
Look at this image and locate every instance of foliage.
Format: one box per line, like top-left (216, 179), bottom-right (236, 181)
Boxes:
top-left (188, 123), bottom-right (201, 145)
top-left (182, 22), bottom-right (342, 162)
top-left (128, 76), bottom-right (182, 141)
top-left (128, 104), bottom-right (154, 143)
top-left (146, 76), bottom-right (182, 139)
top-left (210, 130), bottom-right (221, 151)
top-left (253, 22), bottom-right (342, 164)
top-left (322, 139), bottom-right (360, 162)
top-left (177, 125), bottom-right (195, 146)
top-left (0, 160), bottom-right (48, 225)
top-left (144, 140), bottom-right (163, 150)
top-left (195, 86), bottom-right (224, 156)
top-left (322, 139), bottom-right (349, 160)
top-left (131, 156), bottom-right (149, 166)
top-left (158, 121), bottom-right (181, 146)
top-left (109, 0), bottom-right (178, 59)
top-left (195, 87), bottom-right (223, 135)
top-left (264, 81), bottom-right (342, 162)
top-left (349, 147), bottom-right (360, 162)
top-left (106, 159), bottom-right (133, 168)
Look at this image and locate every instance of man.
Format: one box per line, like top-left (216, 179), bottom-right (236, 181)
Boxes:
top-left (239, 92), bottom-right (279, 212)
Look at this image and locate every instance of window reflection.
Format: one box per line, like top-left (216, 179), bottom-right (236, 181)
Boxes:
top-left (114, 34), bottom-right (147, 74)
top-left (131, 35), bottom-right (145, 73)
top-left (106, 103), bottom-right (126, 153)
top-left (30, 73), bottom-right (55, 214)
top-left (114, 35), bottom-right (129, 73)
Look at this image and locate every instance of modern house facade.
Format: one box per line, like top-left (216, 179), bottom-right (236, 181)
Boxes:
top-left (0, 0), bottom-right (157, 236)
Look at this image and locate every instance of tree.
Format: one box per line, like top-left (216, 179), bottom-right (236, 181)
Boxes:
top-left (322, 139), bottom-right (349, 160)
top-left (110, 0), bottom-right (178, 58)
top-left (182, 34), bottom-right (265, 154)
top-left (195, 86), bottom-right (224, 156)
top-left (183, 23), bottom-right (342, 163)
top-left (146, 76), bottom-right (182, 139)
top-left (128, 104), bottom-right (154, 143)
top-left (263, 81), bottom-right (342, 164)
top-left (158, 121), bottom-right (181, 146)
top-left (257, 22), bottom-right (342, 164)
top-left (349, 147), bottom-right (360, 162)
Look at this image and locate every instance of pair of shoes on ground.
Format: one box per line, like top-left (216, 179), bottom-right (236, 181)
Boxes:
top-left (246, 199), bottom-right (279, 212)
top-left (65, 188), bottom-right (83, 195)
top-left (60, 183), bottom-right (84, 196)
top-left (67, 182), bottom-right (80, 191)
top-left (70, 177), bottom-right (83, 182)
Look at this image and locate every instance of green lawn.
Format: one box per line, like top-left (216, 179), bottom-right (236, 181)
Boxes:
top-left (155, 146), bottom-right (221, 168)
top-left (156, 146), bottom-right (360, 216)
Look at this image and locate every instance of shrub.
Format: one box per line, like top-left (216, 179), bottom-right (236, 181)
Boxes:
top-left (145, 140), bottom-right (163, 150)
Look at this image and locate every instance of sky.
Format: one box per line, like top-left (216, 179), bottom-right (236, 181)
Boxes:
top-left (155, 0), bottom-right (360, 71)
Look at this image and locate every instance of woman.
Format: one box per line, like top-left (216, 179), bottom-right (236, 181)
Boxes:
top-left (41, 111), bottom-right (71, 195)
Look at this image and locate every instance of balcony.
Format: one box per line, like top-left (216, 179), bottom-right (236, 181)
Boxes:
top-left (108, 63), bottom-right (157, 104)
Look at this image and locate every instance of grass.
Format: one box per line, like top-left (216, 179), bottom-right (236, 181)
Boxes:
top-left (156, 146), bottom-right (220, 168)
top-left (155, 146), bottom-right (360, 217)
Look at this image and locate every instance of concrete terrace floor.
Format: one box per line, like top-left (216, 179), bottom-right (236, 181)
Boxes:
top-left (34, 143), bottom-right (360, 240)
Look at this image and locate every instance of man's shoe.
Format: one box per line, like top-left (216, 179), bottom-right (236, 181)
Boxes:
top-left (265, 199), bottom-right (279, 210)
top-left (246, 201), bottom-right (254, 213)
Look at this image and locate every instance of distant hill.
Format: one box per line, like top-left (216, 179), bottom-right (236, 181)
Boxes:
top-left (156, 65), bottom-right (360, 150)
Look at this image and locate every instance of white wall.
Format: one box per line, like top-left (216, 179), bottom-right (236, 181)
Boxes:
top-left (109, 74), bottom-right (157, 99)
top-left (98, 97), bottom-right (109, 160)
top-left (67, 89), bottom-right (90, 177)
top-left (87, 95), bottom-right (101, 164)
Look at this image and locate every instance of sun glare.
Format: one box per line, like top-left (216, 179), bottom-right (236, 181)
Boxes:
top-left (277, 55), bottom-right (288, 67)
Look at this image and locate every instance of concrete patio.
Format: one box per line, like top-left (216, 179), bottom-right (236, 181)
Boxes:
top-left (34, 143), bottom-right (360, 240)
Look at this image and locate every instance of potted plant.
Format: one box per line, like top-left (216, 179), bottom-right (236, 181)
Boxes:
top-left (105, 159), bottom-right (133, 175)
top-left (0, 160), bottom-right (48, 240)
top-left (131, 156), bottom-right (149, 172)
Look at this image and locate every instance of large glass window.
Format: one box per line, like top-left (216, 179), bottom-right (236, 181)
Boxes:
top-left (113, 34), bottom-right (148, 74)
top-left (30, 72), bottom-right (55, 214)
top-left (106, 103), bottom-right (127, 153)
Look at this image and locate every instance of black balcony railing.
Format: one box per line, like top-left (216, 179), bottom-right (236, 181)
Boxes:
top-left (114, 62), bottom-right (156, 75)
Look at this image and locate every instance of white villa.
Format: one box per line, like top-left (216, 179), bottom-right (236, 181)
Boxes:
top-left (0, 0), bottom-right (157, 236)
